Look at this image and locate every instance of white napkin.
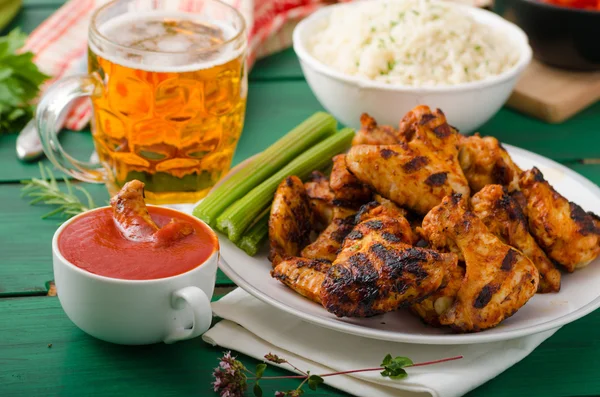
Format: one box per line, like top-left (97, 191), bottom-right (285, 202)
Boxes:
top-left (203, 288), bottom-right (558, 397)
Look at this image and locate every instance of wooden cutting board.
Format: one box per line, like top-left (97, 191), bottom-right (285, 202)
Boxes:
top-left (506, 59), bottom-right (600, 123)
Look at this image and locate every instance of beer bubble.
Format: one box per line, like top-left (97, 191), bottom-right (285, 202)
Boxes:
top-left (93, 11), bottom-right (243, 73)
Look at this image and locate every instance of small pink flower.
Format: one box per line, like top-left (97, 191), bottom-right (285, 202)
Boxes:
top-left (220, 362), bottom-right (232, 370)
top-left (212, 351), bottom-right (248, 397)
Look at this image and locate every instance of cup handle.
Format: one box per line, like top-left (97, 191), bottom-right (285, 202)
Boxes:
top-left (163, 286), bottom-right (212, 344)
top-left (36, 74), bottom-right (106, 183)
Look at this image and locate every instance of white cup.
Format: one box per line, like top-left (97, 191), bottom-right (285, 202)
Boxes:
top-left (52, 207), bottom-right (218, 345)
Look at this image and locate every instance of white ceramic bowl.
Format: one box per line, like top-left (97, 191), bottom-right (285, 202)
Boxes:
top-left (53, 206), bottom-right (218, 345)
top-left (293, 1), bottom-right (532, 133)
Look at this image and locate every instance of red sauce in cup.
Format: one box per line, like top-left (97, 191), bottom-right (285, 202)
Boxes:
top-left (58, 207), bottom-right (217, 280)
top-left (541, 0), bottom-right (600, 10)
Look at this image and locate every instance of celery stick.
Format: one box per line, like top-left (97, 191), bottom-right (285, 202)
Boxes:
top-left (217, 128), bottom-right (354, 242)
top-left (193, 112), bottom-right (337, 226)
top-left (238, 212), bottom-right (269, 256)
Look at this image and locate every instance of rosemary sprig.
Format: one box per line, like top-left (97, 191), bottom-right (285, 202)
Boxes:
top-left (20, 163), bottom-right (96, 219)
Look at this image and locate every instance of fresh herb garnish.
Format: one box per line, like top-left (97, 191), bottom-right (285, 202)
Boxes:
top-left (0, 29), bottom-right (49, 134)
top-left (21, 163), bottom-right (96, 219)
top-left (212, 351), bottom-right (463, 397)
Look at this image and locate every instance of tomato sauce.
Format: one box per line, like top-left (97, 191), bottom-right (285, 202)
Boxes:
top-left (58, 207), bottom-right (217, 280)
top-left (541, 0), bottom-right (600, 10)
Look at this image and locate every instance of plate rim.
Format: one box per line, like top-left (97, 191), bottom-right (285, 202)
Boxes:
top-left (218, 143), bottom-right (600, 344)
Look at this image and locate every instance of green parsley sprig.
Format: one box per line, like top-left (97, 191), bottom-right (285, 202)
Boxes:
top-left (21, 163), bottom-right (95, 219)
top-left (0, 28), bottom-right (49, 134)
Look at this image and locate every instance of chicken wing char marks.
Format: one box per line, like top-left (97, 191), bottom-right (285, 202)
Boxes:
top-left (268, 176), bottom-right (312, 266)
top-left (321, 214), bottom-right (457, 317)
top-left (346, 106), bottom-right (470, 215)
top-left (471, 185), bottom-right (561, 293)
top-left (272, 258), bottom-right (331, 304)
top-left (330, 154), bottom-right (372, 207)
top-left (458, 134), bottom-right (522, 193)
top-left (304, 171), bottom-right (335, 229)
top-left (519, 168), bottom-right (600, 272)
top-left (301, 206), bottom-right (356, 262)
top-left (422, 194), bottom-right (539, 332)
top-left (266, 104), bottom-right (600, 334)
top-left (352, 113), bottom-right (403, 146)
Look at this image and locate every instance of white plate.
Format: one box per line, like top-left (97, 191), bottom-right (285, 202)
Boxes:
top-left (218, 145), bottom-right (600, 344)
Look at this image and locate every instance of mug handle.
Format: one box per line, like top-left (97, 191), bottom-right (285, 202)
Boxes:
top-left (36, 74), bottom-right (106, 183)
top-left (163, 286), bottom-right (212, 344)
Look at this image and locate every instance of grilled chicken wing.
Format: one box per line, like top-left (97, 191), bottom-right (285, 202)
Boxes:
top-left (519, 168), bottom-right (600, 272)
top-left (355, 198), bottom-right (417, 244)
top-left (304, 171), bottom-right (335, 229)
top-left (330, 154), bottom-right (372, 206)
top-left (346, 106), bottom-right (470, 215)
top-left (352, 113), bottom-right (403, 146)
top-left (471, 185), bottom-right (561, 293)
top-left (271, 257), bottom-right (331, 304)
top-left (269, 176), bottom-right (312, 266)
top-left (153, 220), bottom-right (194, 248)
top-left (301, 206), bottom-right (356, 262)
top-left (410, 264), bottom-right (465, 327)
top-left (110, 180), bottom-right (193, 245)
top-left (458, 134), bottom-right (522, 193)
top-left (422, 194), bottom-right (539, 332)
top-left (321, 215), bottom-right (458, 317)
top-left (110, 180), bottom-right (159, 241)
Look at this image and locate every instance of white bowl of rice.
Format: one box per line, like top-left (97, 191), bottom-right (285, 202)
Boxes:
top-left (293, 0), bottom-right (532, 133)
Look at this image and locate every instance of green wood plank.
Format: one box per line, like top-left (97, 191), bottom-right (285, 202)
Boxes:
top-left (0, 183), bottom-right (108, 296)
top-left (479, 101), bottom-right (600, 161)
top-left (0, 296), bottom-right (342, 397)
top-left (22, 0), bottom-right (66, 6)
top-left (249, 48), bottom-right (304, 81)
top-left (1, 295), bottom-right (600, 397)
top-left (0, 182), bottom-right (233, 295)
top-left (0, 131), bottom-right (96, 183)
top-left (565, 163), bottom-right (600, 186)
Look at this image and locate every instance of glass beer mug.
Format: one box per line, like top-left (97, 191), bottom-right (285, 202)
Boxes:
top-left (37, 0), bottom-right (247, 204)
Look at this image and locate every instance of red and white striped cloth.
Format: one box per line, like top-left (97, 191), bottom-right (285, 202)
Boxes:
top-left (25, 0), bottom-right (336, 131)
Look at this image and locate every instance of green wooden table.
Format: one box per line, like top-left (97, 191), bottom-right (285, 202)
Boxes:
top-left (1, 1), bottom-right (600, 396)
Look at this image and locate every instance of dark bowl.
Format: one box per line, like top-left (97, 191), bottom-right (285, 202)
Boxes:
top-left (494, 0), bottom-right (600, 70)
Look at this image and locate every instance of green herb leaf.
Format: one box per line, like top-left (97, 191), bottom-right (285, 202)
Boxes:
top-left (382, 354), bottom-right (393, 366)
top-left (381, 368), bottom-right (408, 380)
top-left (255, 363), bottom-right (267, 379)
top-left (380, 355), bottom-right (413, 380)
top-left (0, 28), bottom-right (49, 134)
top-left (253, 382), bottom-right (263, 397)
top-left (307, 375), bottom-right (324, 391)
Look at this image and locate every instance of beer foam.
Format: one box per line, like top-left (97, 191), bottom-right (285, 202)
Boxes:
top-left (91, 11), bottom-right (245, 73)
